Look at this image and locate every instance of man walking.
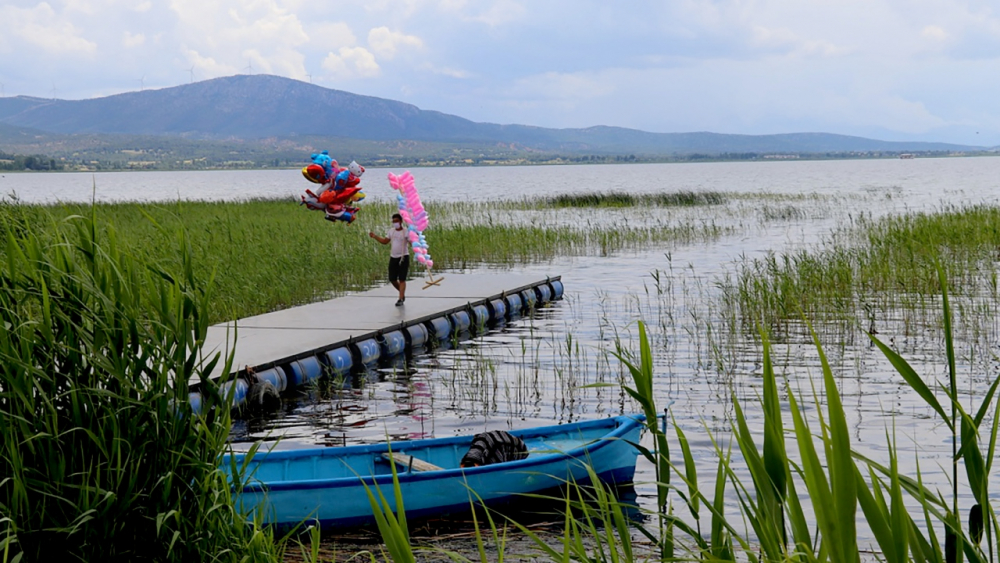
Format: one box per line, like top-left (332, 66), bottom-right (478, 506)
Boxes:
top-left (369, 213), bottom-right (410, 306)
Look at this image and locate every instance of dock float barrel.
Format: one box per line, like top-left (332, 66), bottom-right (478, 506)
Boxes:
top-left (253, 367), bottom-right (288, 393)
top-left (324, 347), bottom-right (353, 376)
top-left (189, 392), bottom-right (203, 415)
top-left (406, 324), bottom-right (429, 348)
top-left (549, 279), bottom-right (564, 300)
top-left (471, 304), bottom-right (490, 331)
top-left (488, 299), bottom-right (507, 323)
top-left (505, 293), bottom-right (523, 319)
top-left (288, 357), bottom-right (323, 387)
top-left (352, 338), bottom-right (382, 366)
top-left (520, 289), bottom-right (537, 310)
top-left (379, 330), bottom-right (407, 357)
top-left (449, 310), bottom-right (472, 334)
top-left (426, 317), bottom-right (452, 341)
top-left (220, 378), bottom-right (250, 408)
top-left (535, 283), bottom-right (553, 303)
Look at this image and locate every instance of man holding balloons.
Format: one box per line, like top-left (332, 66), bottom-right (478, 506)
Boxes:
top-left (369, 212), bottom-right (410, 306)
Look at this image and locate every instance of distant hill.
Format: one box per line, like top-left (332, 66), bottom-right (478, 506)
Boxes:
top-left (0, 74), bottom-right (989, 155)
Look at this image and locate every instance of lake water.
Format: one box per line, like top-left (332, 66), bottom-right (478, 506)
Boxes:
top-left (7, 157), bottom-right (1000, 548)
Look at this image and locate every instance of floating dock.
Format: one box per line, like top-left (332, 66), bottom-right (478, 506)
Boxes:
top-left (189, 274), bottom-right (563, 413)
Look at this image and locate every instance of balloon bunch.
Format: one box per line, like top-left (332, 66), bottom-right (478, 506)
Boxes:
top-left (388, 171), bottom-right (442, 287)
top-left (299, 150), bottom-right (366, 224)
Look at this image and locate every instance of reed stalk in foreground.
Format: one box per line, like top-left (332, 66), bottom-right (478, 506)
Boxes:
top-left (302, 289), bottom-right (999, 562)
top-left (0, 213), bottom-right (282, 562)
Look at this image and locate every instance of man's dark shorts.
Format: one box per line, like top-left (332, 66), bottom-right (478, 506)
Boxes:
top-left (389, 255), bottom-right (409, 283)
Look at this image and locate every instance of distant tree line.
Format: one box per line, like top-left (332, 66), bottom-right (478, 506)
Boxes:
top-left (0, 152), bottom-right (65, 171)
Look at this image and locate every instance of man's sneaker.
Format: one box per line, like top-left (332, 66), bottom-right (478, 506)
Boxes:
top-left (395, 299), bottom-right (404, 307)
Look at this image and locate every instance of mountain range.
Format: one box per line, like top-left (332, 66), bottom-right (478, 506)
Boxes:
top-left (0, 74), bottom-right (992, 157)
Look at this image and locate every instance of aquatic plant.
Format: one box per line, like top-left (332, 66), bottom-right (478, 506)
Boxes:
top-left (724, 205), bottom-right (1000, 341)
top-left (540, 191), bottom-right (727, 208)
top-left (0, 213), bottom-right (282, 562)
top-left (0, 197), bottom-right (727, 324)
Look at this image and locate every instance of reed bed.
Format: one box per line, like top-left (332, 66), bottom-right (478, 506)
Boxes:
top-left (0, 212), bottom-right (283, 562)
top-left (540, 191), bottom-right (727, 208)
top-left (321, 300), bottom-right (1000, 562)
top-left (0, 195), bottom-right (727, 324)
top-left (722, 205), bottom-right (1000, 339)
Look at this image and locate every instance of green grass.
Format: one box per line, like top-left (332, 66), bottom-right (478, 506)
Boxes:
top-left (0, 195), bottom-right (727, 324)
top-left (325, 306), bottom-right (1000, 562)
top-left (540, 191), bottom-right (727, 208)
top-left (0, 211), bottom-right (283, 562)
top-left (722, 205), bottom-right (1000, 336)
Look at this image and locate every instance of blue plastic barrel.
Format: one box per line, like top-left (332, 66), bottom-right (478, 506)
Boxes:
top-left (188, 392), bottom-right (203, 415)
top-left (488, 299), bottom-right (507, 323)
top-left (324, 347), bottom-right (353, 377)
top-left (220, 378), bottom-right (250, 408)
top-left (505, 293), bottom-right (523, 319)
top-left (253, 367), bottom-right (287, 393)
top-left (426, 317), bottom-right (452, 340)
top-left (449, 310), bottom-right (471, 334)
top-left (380, 330), bottom-right (407, 357)
top-left (406, 323), bottom-right (429, 348)
top-left (549, 279), bottom-right (564, 299)
top-left (535, 283), bottom-right (553, 303)
top-left (471, 304), bottom-right (489, 330)
top-left (521, 289), bottom-right (538, 310)
top-left (352, 338), bottom-right (382, 366)
top-left (288, 356), bottom-right (323, 387)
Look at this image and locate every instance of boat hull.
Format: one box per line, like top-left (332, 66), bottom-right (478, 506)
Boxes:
top-left (231, 415), bottom-right (645, 529)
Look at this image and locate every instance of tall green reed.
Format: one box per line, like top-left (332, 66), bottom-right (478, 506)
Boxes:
top-left (0, 212), bottom-right (281, 562)
top-left (2, 197), bottom-right (727, 324)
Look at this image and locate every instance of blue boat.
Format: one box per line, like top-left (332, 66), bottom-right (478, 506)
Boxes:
top-left (230, 415), bottom-right (645, 529)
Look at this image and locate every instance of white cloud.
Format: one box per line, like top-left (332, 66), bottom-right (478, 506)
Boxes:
top-left (122, 31), bottom-right (146, 48)
top-left (922, 25), bottom-right (949, 41)
top-left (467, 0), bottom-right (524, 26)
top-left (0, 3), bottom-right (97, 56)
top-left (322, 46), bottom-right (381, 78)
top-left (418, 63), bottom-right (470, 78)
top-left (307, 21), bottom-right (357, 52)
top-left (169, 0), bottom-right (308, 77)
top-left (751, 26), bottom-right (849, 57)
top-left (183, 47), bottom-right (238, 79)
top-left (133, 1), bottom-right (152, 12)
top-left (504, 71), bottom-right (618, 112)
top-left (368, 27), bottom-right (424, 60)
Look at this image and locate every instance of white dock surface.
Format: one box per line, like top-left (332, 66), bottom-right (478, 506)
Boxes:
top-left (201, 273), bottom-right (556, 378)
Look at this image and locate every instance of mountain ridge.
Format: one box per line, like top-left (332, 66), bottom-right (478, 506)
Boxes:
top-left (0, 74), bottom-right (991, 154)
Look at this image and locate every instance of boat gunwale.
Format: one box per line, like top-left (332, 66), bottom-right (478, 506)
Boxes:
top-left (235, 415), bottom-right (645, 492)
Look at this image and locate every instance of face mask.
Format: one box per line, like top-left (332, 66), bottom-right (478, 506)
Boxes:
top-left (392, 221), bottom-right (401, 229)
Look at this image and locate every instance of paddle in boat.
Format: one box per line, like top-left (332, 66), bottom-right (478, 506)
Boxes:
top-left (228, 414), bottom-right (645, 529)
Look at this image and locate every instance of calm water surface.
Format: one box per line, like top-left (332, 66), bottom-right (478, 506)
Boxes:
top-left (8, 157), bottom-right (1000, 545)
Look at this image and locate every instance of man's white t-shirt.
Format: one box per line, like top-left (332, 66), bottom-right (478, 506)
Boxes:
top-left (386, 227), bottom-right (409, 258)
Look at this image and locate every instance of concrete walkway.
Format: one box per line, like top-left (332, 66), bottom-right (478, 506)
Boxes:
top-left (200, 273), bottom-right (559, 380)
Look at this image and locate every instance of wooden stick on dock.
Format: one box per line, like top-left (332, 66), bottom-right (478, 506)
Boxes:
top-left (422, 264), bottom-right (444, 289)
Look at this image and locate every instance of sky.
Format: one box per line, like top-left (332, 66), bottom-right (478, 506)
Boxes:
top-left (1, 0), bottom-right (999, 146)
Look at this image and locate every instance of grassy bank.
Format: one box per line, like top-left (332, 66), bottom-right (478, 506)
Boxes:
top-left (0, 195), bottom-right (728, 323)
